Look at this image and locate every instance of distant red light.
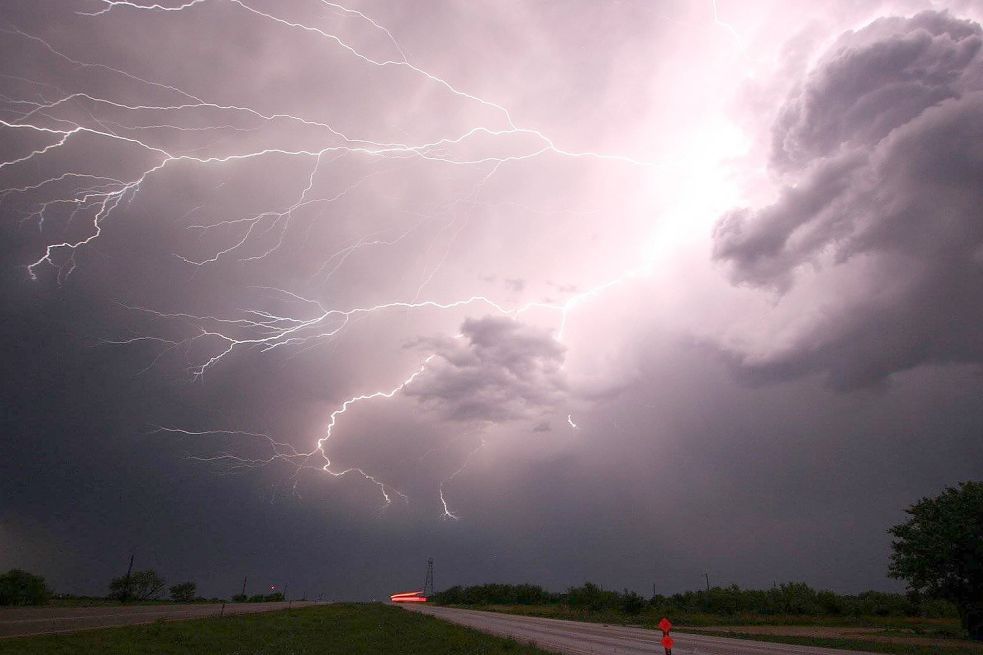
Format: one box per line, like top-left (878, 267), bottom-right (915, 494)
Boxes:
top-left (390, 590), bottom-right (428, 603)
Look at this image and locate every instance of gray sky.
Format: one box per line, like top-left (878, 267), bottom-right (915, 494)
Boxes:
top-left (1, 0), bottom-right (982, 601)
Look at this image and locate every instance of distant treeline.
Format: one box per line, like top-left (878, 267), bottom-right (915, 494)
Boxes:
top-left (232, 592), bottom-right (285, 603)
top-left (432, 581), bottom-right (958, 618)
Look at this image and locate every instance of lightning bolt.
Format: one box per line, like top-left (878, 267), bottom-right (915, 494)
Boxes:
top-left (439, 436), bottom-right (486, 521)
top-left (2, 0), bottom-right (672, 512)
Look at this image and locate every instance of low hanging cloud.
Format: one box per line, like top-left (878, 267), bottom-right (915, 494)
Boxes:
top-left (713, 10), bottom-right (983, 388)
top-left (405, 316), bottom-right (567, 422)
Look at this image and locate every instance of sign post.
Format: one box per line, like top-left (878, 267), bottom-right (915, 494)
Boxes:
top-left (658, 617), bottom-right (673, 654)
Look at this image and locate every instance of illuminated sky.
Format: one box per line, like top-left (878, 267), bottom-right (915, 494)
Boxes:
top-left (2, 0), bottom-right (982, 600)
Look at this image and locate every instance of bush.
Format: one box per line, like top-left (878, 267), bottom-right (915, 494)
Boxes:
top-left (919, 598), bottom-right (960, 619)
top-left (108, 569), bottom-right (165, 602)
top-left (566, 583), bottom-right (620, 612)
top-left (246, 592), bottom-right (284, 602)
top-left (0, 569), bottom-right (51, 606)
top-left (621, 590), bottom-right (645, 615)
top-left (169, 581), bottom-right (197, 603)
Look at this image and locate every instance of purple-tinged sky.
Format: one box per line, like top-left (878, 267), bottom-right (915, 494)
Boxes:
top-left (1, 0), bottom-right (982, 600)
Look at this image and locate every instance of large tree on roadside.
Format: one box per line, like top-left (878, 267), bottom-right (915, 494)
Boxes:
top-left (0, 569), bottom-right (51, 606)
top-left (888, 481), bottom-right (983, 640)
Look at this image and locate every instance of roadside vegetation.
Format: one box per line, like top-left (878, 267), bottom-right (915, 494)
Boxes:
top-left (0, 603), bottom-right (553, 655)
top-left (433, 580), bottom-right (959, 623)
top-left (0, 570), bottom-right (51, 606)
top-left (231, 591), bottom-right (285, 603)
top-left (0, 567), bottom-right (270, 607)
top-left (432, 582), bottom-right (978, 654)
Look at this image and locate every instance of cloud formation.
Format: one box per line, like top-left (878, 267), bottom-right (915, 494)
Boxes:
top-left (406, 317), bottom-right (567, 421)
top-left (714, 10), bottom-right (983, 388)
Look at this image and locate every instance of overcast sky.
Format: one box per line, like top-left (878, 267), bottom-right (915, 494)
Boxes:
top-left (2, 0), bottom-right (982, 601)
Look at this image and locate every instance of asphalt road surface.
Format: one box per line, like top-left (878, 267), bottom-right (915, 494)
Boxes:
top-left (406, 605), bottom-right (880, 655)
top-left (0, 601), bottom-right (314, 638)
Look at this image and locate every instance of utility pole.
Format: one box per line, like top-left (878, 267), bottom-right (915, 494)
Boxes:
top-left (121, 554), bottom-right (134, 603)
top-left (704, 571), bottom-right (710, 592)
top-left (241, 576), bottom-right (248, 598)
top-left (282, 583), bottom-right (288, 601)
top-left (423, 558), bottom-right (435, 598)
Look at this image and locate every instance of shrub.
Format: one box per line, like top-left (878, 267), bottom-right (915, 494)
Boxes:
top-left (0, 569), bottom-right (51, 606)
top-left (108, 569), bottom-right (165, 602)
top-left (169, 581), bottom-right (197, 603)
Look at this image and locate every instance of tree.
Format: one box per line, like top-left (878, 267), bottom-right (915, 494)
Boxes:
top-left (109, 569), bottom-right (166, 602)
top-left (566, 582), bottom-right (620, 612)
top-left (621, 589), bottom-right (645, 615)
top-left (0, 569), bottom-right (51, 606)
top-left (169, 581), bottom-right (197, 603)
top-left (889, 481), bottom-right (983, 640)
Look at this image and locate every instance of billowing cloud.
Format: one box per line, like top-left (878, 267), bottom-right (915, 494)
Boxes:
top-left (405, 317), bottom-right (566, 421)
top-left (714, 10), bottom-right (983, 388)
top-left (771, 11), bottom-right (982, 170)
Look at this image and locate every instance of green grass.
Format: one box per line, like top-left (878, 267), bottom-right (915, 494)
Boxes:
top-left (0, 603), bottom-right (553, 655)
top-left (687, 629), bottom-right (983, 655)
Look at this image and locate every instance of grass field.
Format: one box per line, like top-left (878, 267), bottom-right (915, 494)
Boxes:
top-left (0, 603), bottom-right (553, 655)
top-left (687, 629), bottom-right (983, 655)
top-left (445, 604), bottom-right (981, 655)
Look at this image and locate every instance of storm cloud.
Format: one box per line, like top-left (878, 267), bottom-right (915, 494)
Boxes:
top-left (714, 10), bottom-right (983, 388)
top-left (406, 317), bottom-right (566, 422)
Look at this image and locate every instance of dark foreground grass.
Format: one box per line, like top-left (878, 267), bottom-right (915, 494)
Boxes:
top-left (689, 630), bottom-right (983, 655)
top-left (46, 599), bottom-right (213, 608)
top-left (0, 603), bottom-right (553, 655)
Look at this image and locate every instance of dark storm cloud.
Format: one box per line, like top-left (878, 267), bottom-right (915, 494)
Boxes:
top-left (771, 11), bottom-right (982, 170)
top-left (405, 316), bottom-right (566, 422)
top-left (714, 10), bottom-right (983, 388)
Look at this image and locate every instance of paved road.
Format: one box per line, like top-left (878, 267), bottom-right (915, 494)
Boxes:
top-left (405, 606), bottom-right (880, 655)
top-left (0, 601), bottom-right (314, 638)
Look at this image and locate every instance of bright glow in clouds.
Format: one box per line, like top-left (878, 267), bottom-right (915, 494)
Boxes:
top-left (2, 0), bottom-right (981, 519)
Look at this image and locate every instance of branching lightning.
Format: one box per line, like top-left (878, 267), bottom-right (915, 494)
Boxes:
top-left (2, 0), bottom-right (672, 514)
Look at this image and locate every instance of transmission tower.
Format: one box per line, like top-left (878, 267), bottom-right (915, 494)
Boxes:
top-left (423, 558), bottom-right (434, 598)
